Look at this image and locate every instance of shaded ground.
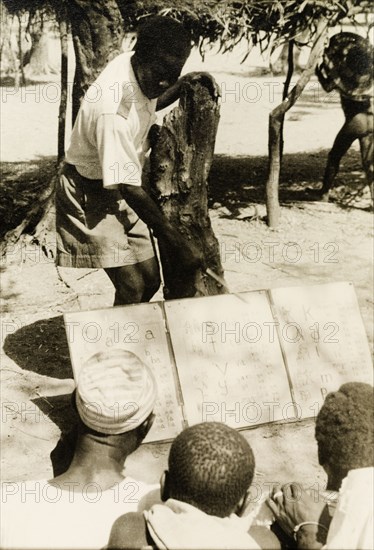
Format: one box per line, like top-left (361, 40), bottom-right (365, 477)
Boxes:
top-left (210, 148), bottom-right (370, 210)
top-left (1, 56), bottom-right (373, 492)
top-left (0, 158), bottom-right (55, 240)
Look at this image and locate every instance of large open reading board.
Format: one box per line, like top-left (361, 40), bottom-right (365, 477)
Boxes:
top-left (64, 282), bottom-right (373, 443)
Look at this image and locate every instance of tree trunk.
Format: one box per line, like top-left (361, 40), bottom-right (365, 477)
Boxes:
top-left (0, 1), bottom-right (10, 70)
top-left (149, 74), bottom-right (224, 300)
top-left (279, 40), bottom-right (294, 160)
top-left (266, 19), bottom-right (328, 228)
top-left (23, 10), bottom-right (56, 79)
top-left (24, 30), bottom-right (58, 79)
top-left (16, 14), bottom-right (25, 85)
top-left (58, 12), bottom-right (68, 163)
top-left (67, 0), bottom-right (124, 123)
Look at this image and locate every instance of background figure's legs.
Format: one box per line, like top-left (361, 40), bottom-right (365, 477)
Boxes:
top-left (105, 257), bottom-right (161, 305)
top-left (321, 111), bottom-right (372, 201)
top-left (321, 123), bottom-right (357, 201)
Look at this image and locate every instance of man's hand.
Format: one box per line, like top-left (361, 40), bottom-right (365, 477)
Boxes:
top-left (181, 71), bottom-right (221, 100)
top-left (160, 228), bottom-right (204, 273)
top-left (266, 483), bottom-right (328, 548)
top-left (178, 240), bottom-right (204, 273)
top-left (120, 184), bottom-right (204, 273)
top-left (156, 72), bottom-right (220, 111)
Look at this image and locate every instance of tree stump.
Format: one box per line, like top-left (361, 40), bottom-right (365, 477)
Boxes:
top-left (150, 74), bottom-right (225, 300)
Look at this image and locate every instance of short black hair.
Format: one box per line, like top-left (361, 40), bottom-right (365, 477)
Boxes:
top-left (315, 382), bottom-right (374, 480)
top-left (168, 422), bottom-right (255, 517)
top-left (135, 15), bottom-right (191, 62)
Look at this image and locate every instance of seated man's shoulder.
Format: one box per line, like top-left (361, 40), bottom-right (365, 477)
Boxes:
top-left (109, 512), bottom-right (153, 550)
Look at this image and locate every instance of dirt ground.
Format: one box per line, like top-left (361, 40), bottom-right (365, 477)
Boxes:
top-left (1, 45), bottom-right (373, 499)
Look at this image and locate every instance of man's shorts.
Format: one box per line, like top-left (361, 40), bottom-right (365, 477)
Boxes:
top-left (56, 163), bottom-right (155, 268)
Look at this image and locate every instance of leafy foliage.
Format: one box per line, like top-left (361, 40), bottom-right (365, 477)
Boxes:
top-left (4, 0), bottom-right (372, 52)
top-left (126, 0), bottom-right (373, 58)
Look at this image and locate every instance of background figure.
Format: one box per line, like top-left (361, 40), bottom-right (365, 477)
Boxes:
top-left (1, 349), bottom-right (159, 550)
top-left (315, 32), bottom-right (373, 202)
top-left (267, 382), bottom-right (374, 550)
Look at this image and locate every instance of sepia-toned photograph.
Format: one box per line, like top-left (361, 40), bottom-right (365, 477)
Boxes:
top-left (1, 1), bottom-right (373, 549)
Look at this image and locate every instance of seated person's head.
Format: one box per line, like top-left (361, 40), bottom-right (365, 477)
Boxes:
top-left (132, 16), bottom-right (192, 98)
top-left (315, 382), bottom-right (373, 489)
top-left (161, 422), bottom-right (255, 518)
top-left (75, 349), bottom-right (157, 450)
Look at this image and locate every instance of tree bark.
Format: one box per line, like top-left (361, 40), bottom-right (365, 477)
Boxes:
top-left (279, 40), bottom-right (294, 160)
top-left (23, 11), bottom-right (58, 79)
top-left (266, 19), bottom-right (328, 228)
top-left (16, 14), bottom-right (25, 86)
top-left (67, 0), bottom-right (124, 123)
top-left (58, 11), bottom-right (68, 163)
top-left (149, 74), bottom-right (224, 300)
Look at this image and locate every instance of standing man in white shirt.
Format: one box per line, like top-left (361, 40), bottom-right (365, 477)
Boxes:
top-left (1, 348), bottom-right (160, 549)
top-left (56, 16), bottom-right (203, 305)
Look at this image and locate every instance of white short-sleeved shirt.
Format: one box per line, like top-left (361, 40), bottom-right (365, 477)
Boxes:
top-left (66, 52), bottom-right (157, 189)
top-left (323, 467), bottom-right (373, 550)
top-left (0, 478), bottom-right (160, 549)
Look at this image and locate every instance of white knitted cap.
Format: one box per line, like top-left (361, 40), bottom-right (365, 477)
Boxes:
top-left (75, 349), bottom-right (157, 435)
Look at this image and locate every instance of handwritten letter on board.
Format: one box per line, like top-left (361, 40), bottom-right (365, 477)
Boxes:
top-left (64, 303), bottom-right (184, 443)
top-left (269, 282), bottom-right (373, 417)
top-left (164, 291), bottom-right (293, 428)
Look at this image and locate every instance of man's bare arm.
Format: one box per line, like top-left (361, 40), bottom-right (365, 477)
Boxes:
top-left (156, 73), bottom-right (220, 111)
top-left (156, 80), bottom-right (183, 111)
top-left (120, 184), bottom-right (203, 271)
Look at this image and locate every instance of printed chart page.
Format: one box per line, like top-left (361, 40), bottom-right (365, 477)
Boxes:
top-left (64, 303), bottom-right (184, 443)
top-left (269, 282), bottom-right (373, 418)
top-left (165, 291), bottom-right (294, 429)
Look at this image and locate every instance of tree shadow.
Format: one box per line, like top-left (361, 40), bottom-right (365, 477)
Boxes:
top-left (0, 156), bottom-right (56, 240)
top-left (0, 75), bottom-right (58, 87)
top-left (3, 315), bottom-right (72, 379)
top-left (209, 148), bottom-right (369, 214)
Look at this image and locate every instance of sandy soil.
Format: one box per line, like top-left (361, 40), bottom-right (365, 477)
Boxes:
top-left (1, 45), bottom-right (373, 497)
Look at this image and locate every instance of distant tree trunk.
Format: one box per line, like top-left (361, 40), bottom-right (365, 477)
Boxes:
top-left (266, 18), bottom-right (328, 227)
top-left (270, 41), bottom-right (302, 75)
top-left (150, 74), bottom-right (224, 299)
top-left (23, 12), bottom-right (58, 79)
top-left (0, 1), bottom-right (9, 68)
top-left (279, 40), bottom-right (295, 160)
top-left (16, 14), bottom-right (25, 85)
top-left (58, 11), bottom-right (68, 163)
top-left (67, 0), bottom-right (124, 123)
